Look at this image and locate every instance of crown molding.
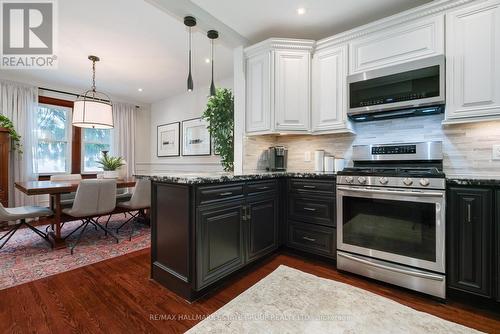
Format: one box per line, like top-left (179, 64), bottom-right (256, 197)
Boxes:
top-left (244, 38), bottom-right (315, 57)
top-left (315, 0), bottom-right (482, 51)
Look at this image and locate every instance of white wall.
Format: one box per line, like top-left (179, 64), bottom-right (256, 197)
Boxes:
top-left (137, 77), bottom-right (234, 173)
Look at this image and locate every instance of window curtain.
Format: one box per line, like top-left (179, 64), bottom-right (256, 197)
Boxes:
top-left (112, 102), bottom-right (136, 178)
top-left (0, 80), bottom-right (39, 207)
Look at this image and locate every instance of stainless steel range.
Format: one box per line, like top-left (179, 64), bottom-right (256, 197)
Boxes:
top-left (336, 141), bottom-right (446, 298)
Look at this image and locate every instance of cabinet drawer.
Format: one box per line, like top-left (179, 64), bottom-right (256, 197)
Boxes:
top-left (288, 222), bottom-right (336, 257)
top-left (197, 183), bottom-right (244, 205)
top-left (289, 179), bottom-right (335, 194)
top-left (288, 193), bottom-right (335, 227)
top-left (246, 180), bottom-right (278, 196)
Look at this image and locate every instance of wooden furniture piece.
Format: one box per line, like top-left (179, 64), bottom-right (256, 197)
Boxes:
top-left (0, 128), bottom-right (9, 208)
top-left (447, 185), bottom-right (499, 304)
top-left (15, 178), bottom-right (135, 249)
top-left (286, 178), bottom-right (337, 259)
top-left (151, 178), bottom-right (280, 301)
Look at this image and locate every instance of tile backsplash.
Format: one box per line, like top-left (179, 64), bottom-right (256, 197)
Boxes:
top-left (243, 114), bottom-right (500, 178)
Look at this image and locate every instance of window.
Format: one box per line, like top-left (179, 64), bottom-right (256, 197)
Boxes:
top-left (82, 128), bottom-right (112, 172)
top-left (35, 104), bottom-right (72, 174)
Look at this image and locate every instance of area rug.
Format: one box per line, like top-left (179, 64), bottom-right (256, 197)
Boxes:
top-left (187, 265), bottom-right (481, 334)
top-left (0, 214), bottom-right (150, 290)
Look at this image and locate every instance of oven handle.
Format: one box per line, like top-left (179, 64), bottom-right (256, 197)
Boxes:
top-left (337, 186), bottom-right (444, 197)
top-left (337, 252), bottom-right (445, 281)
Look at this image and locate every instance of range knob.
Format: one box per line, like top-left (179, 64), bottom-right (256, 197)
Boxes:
top-left (379, 177), bottom-right (389, 185)
top-left (403, 178), bottom-right (413, 186)
top-left (345, 176), bottom-right (354, 184)
top-left (357, 176), bottom-right (367, 184)
top-left (420, 178), bottom-right (430, 187)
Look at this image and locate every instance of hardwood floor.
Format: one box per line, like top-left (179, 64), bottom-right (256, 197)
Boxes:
top-left (1, 249), bottom-right (499, 334)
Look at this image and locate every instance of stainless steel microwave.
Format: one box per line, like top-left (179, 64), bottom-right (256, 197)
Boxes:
top-left (347, 55), bottom-right (445, 119)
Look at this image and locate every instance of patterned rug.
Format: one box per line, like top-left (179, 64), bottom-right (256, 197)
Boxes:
top-left (187, 265), bottom-right (482, 334)
top-left (0, 214), bottom-right (150, 290)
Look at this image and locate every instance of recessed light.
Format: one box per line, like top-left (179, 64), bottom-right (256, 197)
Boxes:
top-left (297, 7), bottom-right (306, 15)
top-left (205, 58), bottom-right (210, 63)
top-left (138, 88), bottom-right (143, 92)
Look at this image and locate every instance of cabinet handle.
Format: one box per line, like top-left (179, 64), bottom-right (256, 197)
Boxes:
top-left (219, 192), bottom-right (233, 196)
top-left (303, 185), bottom-right (316, 189)
top-left (257, 186), bottom-right (270, 190)
top-left (302, 236), bottom-right (316, 242)
top-left (467, 203), bottom-right (472, 223)
top-left (303, 207), bottom-right (316, 212)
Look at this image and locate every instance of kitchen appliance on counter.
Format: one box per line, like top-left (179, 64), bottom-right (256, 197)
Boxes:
top-left (267, 146), bottom-right (288, 171)
top-left (336, 141), bottom-right (446, 298)
top-left (347, 55), bottom-right (445, 121)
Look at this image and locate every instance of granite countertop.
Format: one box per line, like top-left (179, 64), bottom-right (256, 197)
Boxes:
top-left (135, 171), bottom-right (337, 184)
top-left (446, 176), bottom-right (500, 187)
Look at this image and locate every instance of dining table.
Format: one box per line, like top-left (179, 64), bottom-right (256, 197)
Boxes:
top-left (15, 178), bottom-right (136, 249)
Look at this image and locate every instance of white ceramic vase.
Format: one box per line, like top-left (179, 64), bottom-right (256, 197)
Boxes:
top-left (103, 170), bottom-right (119, 179)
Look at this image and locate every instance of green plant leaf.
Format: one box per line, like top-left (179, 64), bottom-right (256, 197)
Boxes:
top-left (96, 152), bottom-right (125, 171)
top-left (202, 88), bottom-right (234, 172)
top-left (0, 114), bottom-right (22, 153)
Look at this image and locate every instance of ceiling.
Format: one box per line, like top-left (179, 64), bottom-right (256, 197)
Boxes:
top-left (0, 0), bottom-right (234, 104)
top-left (0, 0), bottom-right (433, 104)
top-left (191, 0), bottom-right (433, 42)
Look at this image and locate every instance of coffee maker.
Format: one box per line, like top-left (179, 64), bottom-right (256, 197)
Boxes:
top-left (267, 146), bottom-right (288, 171)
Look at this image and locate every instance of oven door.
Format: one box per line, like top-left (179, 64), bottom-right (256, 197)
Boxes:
top-left (337, 185), bottom-right (445, 273)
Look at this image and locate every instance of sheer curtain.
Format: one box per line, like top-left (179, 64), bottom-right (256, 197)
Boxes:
top-left (0, 80), bottom-right (39, 206)
top-left (112, 102), bottom-right (136, 178)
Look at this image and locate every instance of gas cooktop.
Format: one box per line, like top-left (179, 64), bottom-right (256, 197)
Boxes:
top-left (338, 167), bottom-right (445, 178)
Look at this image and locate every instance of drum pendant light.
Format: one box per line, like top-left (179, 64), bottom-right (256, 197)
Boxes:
top-left (207, 30), bottom-right (219, 96)
top-left (184, 16), bottom-right (196, 92)
top-left (73, 55), bottom-right (113, 129)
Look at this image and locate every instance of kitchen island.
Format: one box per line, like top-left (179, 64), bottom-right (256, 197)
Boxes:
top-left (136, 171), bottom-right (337, 301)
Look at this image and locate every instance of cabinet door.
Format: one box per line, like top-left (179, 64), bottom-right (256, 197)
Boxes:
top-left (349, 15), bottom-right (444, 74)
top-left (274, 51), bottom-right (311, 132)
top-left (246, 195), bottom-right (278, 262)
top-left (312, 45), bottom-right (352, 133)
top-left (246, 52), bottom-right (271, 133)
top-left (445, 0), bottom-right (500, 121)
top-left (448, 187), bottom-right (493, 298)
top-left (197, 201), bottom-right (245, 289)
top-left (497, 190), bottom-right (500, 302)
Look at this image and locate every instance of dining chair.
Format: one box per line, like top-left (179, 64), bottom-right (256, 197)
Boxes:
top-left (0, 203), bottom-right (53, 250)
top-left (49, 174), bottom-right (82, 208)
top-left (114, 179), bottom-right (151, 241)
top-left (62, 179), bottom-right (118, 254)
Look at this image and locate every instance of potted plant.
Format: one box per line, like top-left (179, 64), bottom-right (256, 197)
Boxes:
top-left (0, 115), bottom-right (22, 153)
top-left (202, 88), bottom-right (234, 172)
top-left (96, 151), bottom-right (125, 179)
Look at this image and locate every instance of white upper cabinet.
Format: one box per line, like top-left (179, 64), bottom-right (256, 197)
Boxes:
top-left (245, 52), bottom-right (271, 133)
top-left (312, 44), bottom-right (353, 133)
top-left (274, 51), bottom-right (311, 132)
top-left (445, 0), bottom-right (500, 123)
top-left (349, 15), bottom-right (444, 74)
top-left (244, 39), bottom-right (314, 135)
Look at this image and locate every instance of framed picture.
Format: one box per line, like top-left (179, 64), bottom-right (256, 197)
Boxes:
top-left (182, 118), bottom-right (211, 156)
top-left (157, 122), bottom-right (180, 157)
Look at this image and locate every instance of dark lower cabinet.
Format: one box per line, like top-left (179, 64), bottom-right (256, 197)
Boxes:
top-left (246, 195), bottom-right (278, 263)
top-left (288, 222), bottom-right (336, 258)
top-left (197, 201), bottom-right (245, 289)
top-left (448, 187), bottom-right (493, 298)
top-left (497, 190), bottom-right (500, 302)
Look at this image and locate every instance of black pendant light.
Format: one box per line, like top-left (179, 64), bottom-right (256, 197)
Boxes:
top-left (207, 30), bottom-right (219, 96)
top-left (184, 16), bottom-right (196, 92)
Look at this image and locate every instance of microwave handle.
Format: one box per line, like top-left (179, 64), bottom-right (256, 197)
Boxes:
top-left (337, 186), bottom-right (444, 197)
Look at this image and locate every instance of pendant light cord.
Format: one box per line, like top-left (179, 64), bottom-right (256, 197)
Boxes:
top-left (188, 26), bottom-right (192, 73)
top-left (91, 59), bottom-right (96, 92)
top-left (211, 39), bottom-right (214, 80)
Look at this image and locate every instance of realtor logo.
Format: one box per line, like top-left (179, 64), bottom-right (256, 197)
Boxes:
top-left (1, 0), bottom-right (57, 69)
